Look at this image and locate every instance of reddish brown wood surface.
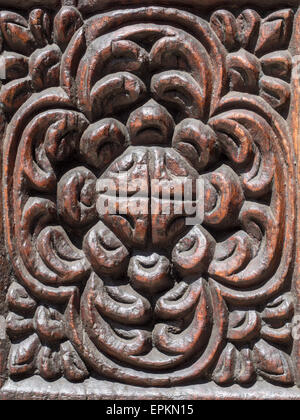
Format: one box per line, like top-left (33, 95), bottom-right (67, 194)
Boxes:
top-left (0, 0), bottom-right (299, 400)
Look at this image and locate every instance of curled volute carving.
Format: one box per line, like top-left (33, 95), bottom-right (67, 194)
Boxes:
top-left (0, 3), bottom-right (296, 388)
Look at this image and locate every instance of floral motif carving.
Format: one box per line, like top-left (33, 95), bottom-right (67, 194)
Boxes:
top-left (0, 2), bottom-right (296, 388)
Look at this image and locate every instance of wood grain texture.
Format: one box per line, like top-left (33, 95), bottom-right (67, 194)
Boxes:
top-left (0, 0), bottom-right (299, 399)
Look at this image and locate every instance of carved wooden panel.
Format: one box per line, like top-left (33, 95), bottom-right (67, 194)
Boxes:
top-left (0, 0), bottom-right (300, 400)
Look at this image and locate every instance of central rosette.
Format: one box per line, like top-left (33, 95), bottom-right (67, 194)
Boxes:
top-left (81, 100), bottom-right (214, 296)
top-left (86, 144), bottom-right (202, 293)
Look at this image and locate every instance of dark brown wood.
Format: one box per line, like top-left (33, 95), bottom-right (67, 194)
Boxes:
top-left (0, 0), bottom-right (300, 400)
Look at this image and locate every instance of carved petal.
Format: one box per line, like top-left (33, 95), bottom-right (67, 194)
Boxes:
top-left (80, 119), bottom-right (128, 169)
top-left (262, 293), bottom-right (294, 321)
top-left (104, 40), bottom-right (149, 76)
top-left (204, 165), bottom-right (244, 229)
top-left (127, 100), bottom-right (175, 146)
top-left (209, 231), bottom-right (253, 279)
top-left (236, 9), bottom-right (261, 51)
top-left (95, 285), bottom-right (151, 325)
top-left (81, 274), bottom-right (152, 360)
top-left (151, 70), bottom-right (206, 120)
top-left (227, 50), bottom-right (260, 94)
top-left (0, 52), bottom-right (28, 81)
top-left (172, 225), bottom-right (215, 277)
top-left (61, 341), bottom-right (89, 382)
top-left (0, 78), bottom-right (32, 115)
top-left (227, 311), bottom-right (261, 342)
top-left (261, 325), bottom-right (292, 344)
top-left (6, 312), bottom-right (34, 337)
top-left (210, 10), bottom-right (237, 51)
top-left (18, 110), bottom-right (88, 192)
top-left (172, 118), bottom-right (218, 171)
top-left (54, 7), bottom-right (83, 51)
top-left (29, 45), bottom-right (61, 91)
top-left (90, 72), bottom-right (146, 121)
top-left (57, 167), bottom-right (97, 228)
top-left (213, 343), bottom-right (237, 385)
top-left (259, 76), bottom-right (290, 112)
top-left (34, 306), bottom-right (65, 342)
top-left (83, 221), bottom-right (130, 277)
top-left (37, 226), bottom-right (90, 283)
top-left (153, 279), bottom-right (210, 357)
top-left (236, 349), bottom-right (256, 385)
top-left (155, 281), bottom-right (202, 320)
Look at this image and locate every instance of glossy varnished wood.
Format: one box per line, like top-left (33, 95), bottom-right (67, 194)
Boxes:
top-left (0, 0), bottom-right (299, 400)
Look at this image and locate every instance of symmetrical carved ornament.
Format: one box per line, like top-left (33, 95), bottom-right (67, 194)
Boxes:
top-left (0, 1), bottom-right (297, 389)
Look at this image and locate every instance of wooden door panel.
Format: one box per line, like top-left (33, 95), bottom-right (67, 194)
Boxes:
top-left (0, 0), bottom-right (299, 400)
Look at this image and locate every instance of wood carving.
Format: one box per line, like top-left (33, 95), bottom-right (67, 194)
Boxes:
top-left (0, 0), bottom-right (298, 395)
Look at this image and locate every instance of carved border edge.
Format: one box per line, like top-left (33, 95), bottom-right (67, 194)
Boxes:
top-left (0, 0), bottom-right (299, 12)
top-left (0, 0), bottom-right (299, 400)
top-left (290, 7), bottom-right (300, 390)
top-left (1, 377), bottom-right (300, 400)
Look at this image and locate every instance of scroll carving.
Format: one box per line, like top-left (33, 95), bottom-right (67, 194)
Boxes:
top-left (0, 2), bottom-right (296, 388)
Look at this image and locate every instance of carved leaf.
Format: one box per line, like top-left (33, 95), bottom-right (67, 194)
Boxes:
top-left (37, 346), bottom-right (61, 380)
top-left (6, 312), bottom-right (34, 338)
top-left (61, 342), bottom-right (89, 382)
top-left (259, 75), bottom-right (290, 112)
top-left (255, 9), bottom-right (294, 56)
top-left (227, 310), bottom-right (261, 342)
top-left (8, 334), bottom-right (40, 376)
top-left (57, 167), bottom-right (97, 227)
top-left (0, 12), bottom-right (37, 55)
top-left (261, 51), bottom-right (292, 81)
top-left (0, 51), bottom-right (28, 81)
top-left (262, 293), bottom-right (294, 321)
top-left (213, 343), bottom-right (237, 385)
top-left (253, 340), bottom-right (294, 384)
top-left (34, 306), bottom-right (65, 342)
top-left (236, 349), bottom-right (256, 385)
top-left (7, 282), bottom-right (37, 314)
top-left (236, 9), bottom-right (261, 51)
top-left (227, 50), bottom-right (260, 94)
top-left (0, 78), bottom-right (32, 114)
